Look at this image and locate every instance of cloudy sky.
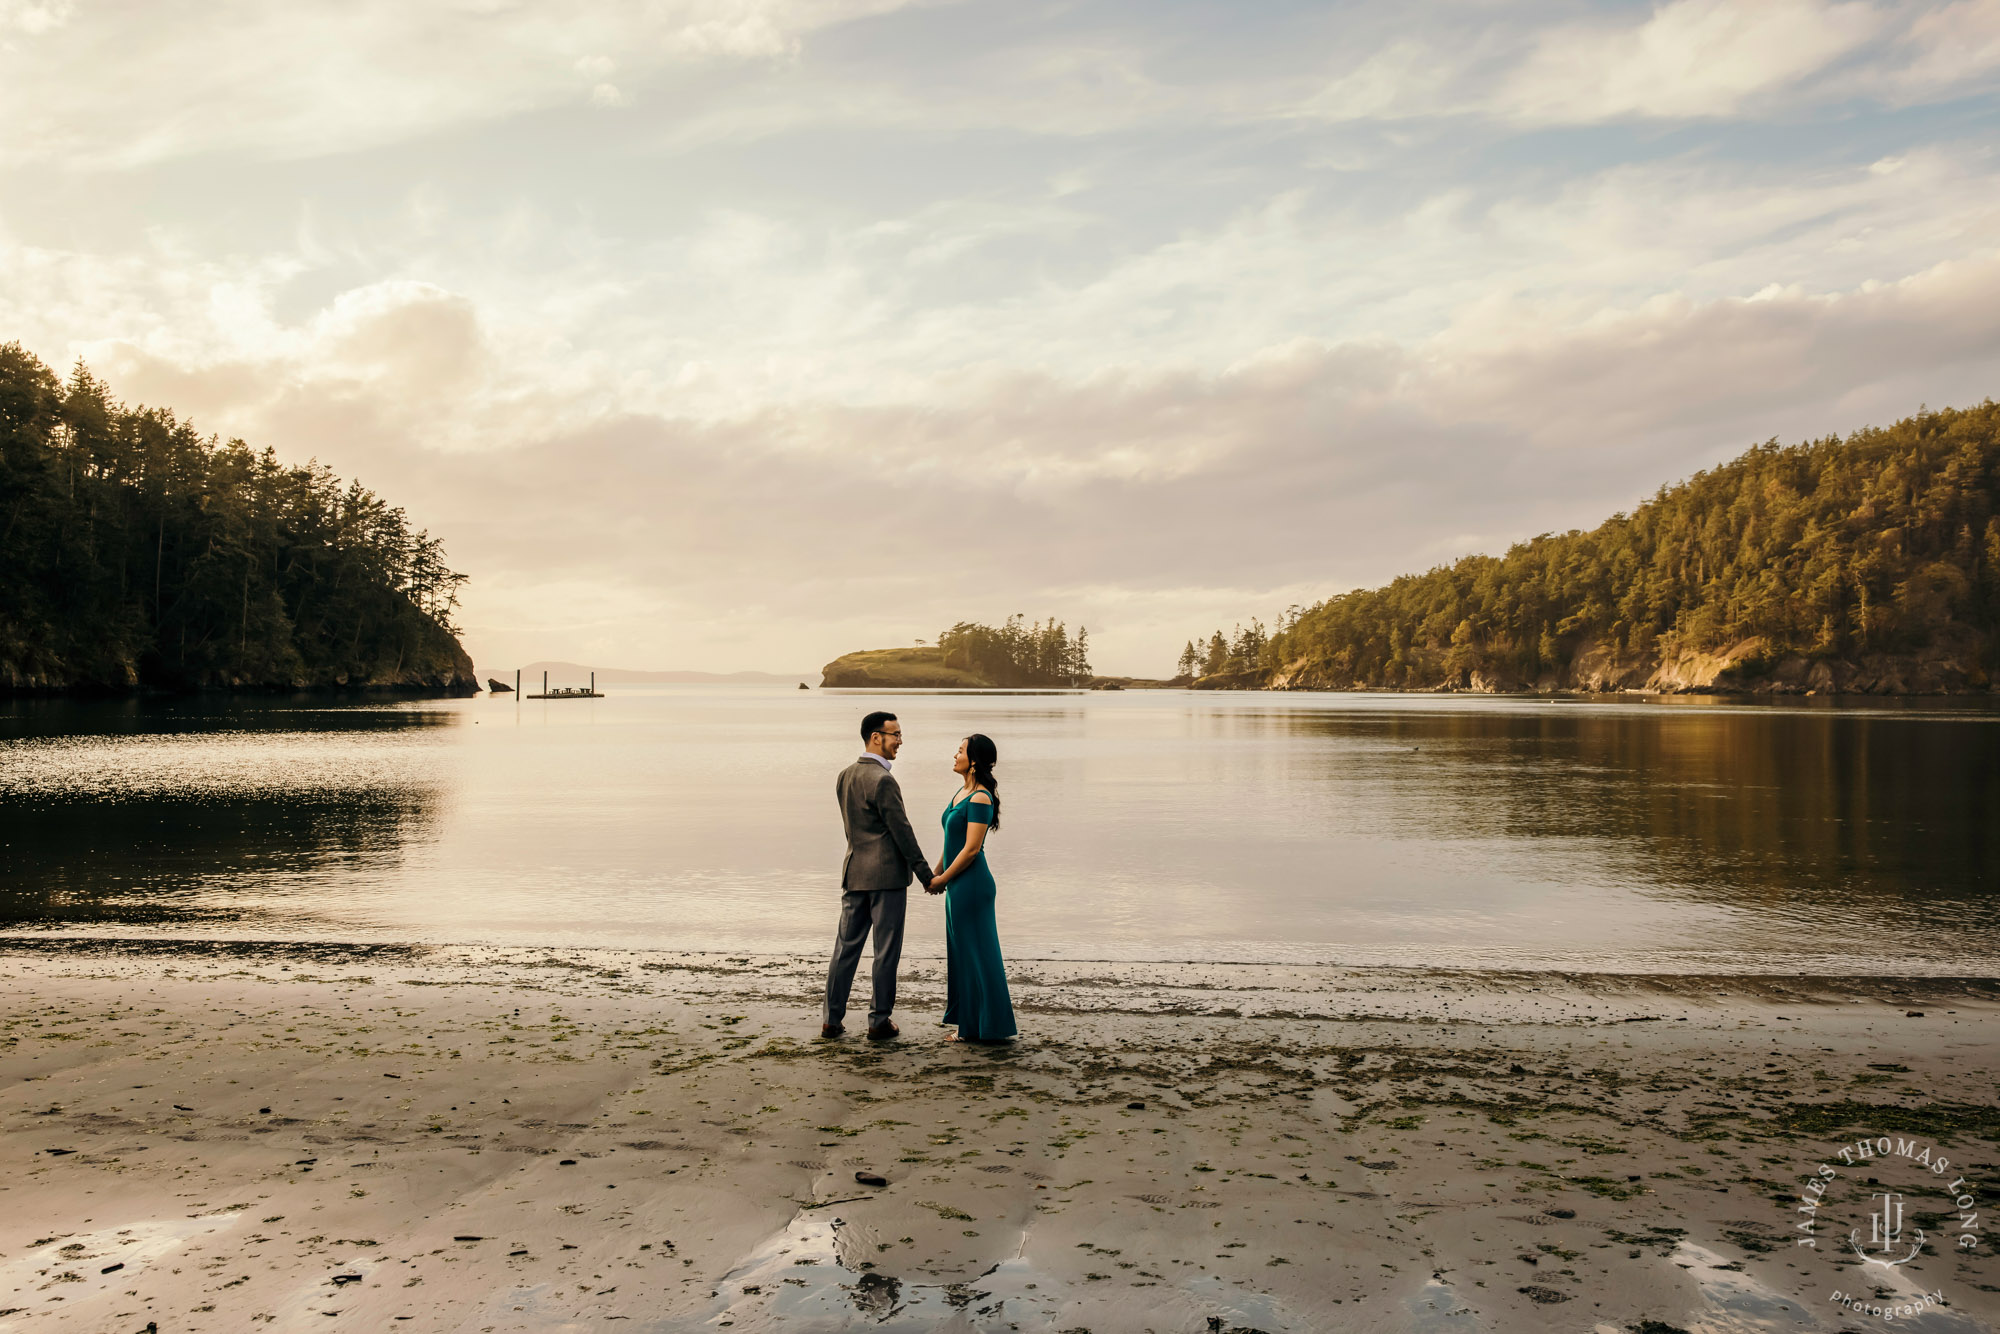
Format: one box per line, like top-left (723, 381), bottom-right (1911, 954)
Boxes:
top-left (4, 0), bottom-right (1998, 675)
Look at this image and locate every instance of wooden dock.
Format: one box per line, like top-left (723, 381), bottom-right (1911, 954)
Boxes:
top-left (522, 670), bottom-right (603, 699)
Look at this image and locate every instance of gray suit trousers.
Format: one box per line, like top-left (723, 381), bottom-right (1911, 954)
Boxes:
top-left (823, 889), bottom-right (907, 1029)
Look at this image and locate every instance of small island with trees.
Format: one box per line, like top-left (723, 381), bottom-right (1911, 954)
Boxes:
top-left (821, 616), bottom-right (1098, 688)
top-left (0, 343), bottom-right (476, 694)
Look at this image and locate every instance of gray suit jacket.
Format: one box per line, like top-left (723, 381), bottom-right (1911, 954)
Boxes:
top-left (836, 757), bottom-right (931, 892)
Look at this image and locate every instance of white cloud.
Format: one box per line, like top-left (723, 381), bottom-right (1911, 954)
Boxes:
top-left (5, 0), bottom-right (1989, 177)
top-left (1876, 0), bottom-right (2000, 95)
top-left (1502, 0), bottom-right (1886, 122)
top-left (4, 1), bottom-right (1999, 672)
top-left (0, 0), bottom-right (69, 35)
top-left (1294, 39), bottom-right (1478, 123)
top-left (18, 242), bottom-right (1996, 674)
top-left (1295, 0), bottom-right (2000, 127)
top-left (0, 0), bottom-right (916, 167)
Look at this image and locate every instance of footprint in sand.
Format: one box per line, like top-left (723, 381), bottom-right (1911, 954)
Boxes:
top-left (0, 1213), bottom-right (243, 1320)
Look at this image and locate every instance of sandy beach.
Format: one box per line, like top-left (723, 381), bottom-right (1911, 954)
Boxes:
top-left (0, 940), bottom-right (1994, 1333)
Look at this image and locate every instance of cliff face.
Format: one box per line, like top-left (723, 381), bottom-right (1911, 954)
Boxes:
top-left (0, 615), bottom-right (478, 695)
top-left (1262, 631), bottom-right (1994, 695)
top-left (344, 617), bottom-right (478, 694)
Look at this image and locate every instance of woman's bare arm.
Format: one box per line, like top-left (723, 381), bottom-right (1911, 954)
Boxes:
top-left (932, 793), bottom-right (992, 887)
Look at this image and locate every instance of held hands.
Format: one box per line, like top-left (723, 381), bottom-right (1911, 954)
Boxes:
top-left (925, 863), bottom-right (948, 895)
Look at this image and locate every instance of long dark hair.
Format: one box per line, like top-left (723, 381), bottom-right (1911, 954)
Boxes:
top-left (964, 733), bottom-right (1000, 830)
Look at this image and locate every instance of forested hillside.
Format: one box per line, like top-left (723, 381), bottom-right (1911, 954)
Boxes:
top-left (1219, 401), bottom-right (2000, 694)
top-left (0, 343), bottom-right (475, 693)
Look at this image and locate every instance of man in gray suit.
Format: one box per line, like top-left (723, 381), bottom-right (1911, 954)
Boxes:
top-left (823, 709), bottom-right (935, 1040)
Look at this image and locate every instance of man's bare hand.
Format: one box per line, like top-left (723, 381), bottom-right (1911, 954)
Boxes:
top-left (923, 875), bottom-right (944, 895)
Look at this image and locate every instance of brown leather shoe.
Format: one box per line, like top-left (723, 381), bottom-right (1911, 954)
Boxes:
top-left (866, 1020), bottom-right (899, 1042)
top-left (819, 1023), bottom-right (845, 1039)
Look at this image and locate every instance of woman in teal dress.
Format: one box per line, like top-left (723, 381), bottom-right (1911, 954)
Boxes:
top-left (931, 733), bottom-right (1016, 1043)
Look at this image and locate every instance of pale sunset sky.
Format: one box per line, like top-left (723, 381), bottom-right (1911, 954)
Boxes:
top-left (3, 0), bottom-right (1998, 674)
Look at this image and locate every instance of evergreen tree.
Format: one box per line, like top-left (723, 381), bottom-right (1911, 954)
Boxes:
top-left (1228, 619), bottom-right (1267, 670)
top-left (936, 614), bottom-right (1093, 686)
top-left (1243, 401), bottom-right (2000, 689)
top-left (0, 343), bottom-right (470, 691)
top-left (1176, 640), bottom-right (1199, 679)
top-left (1202, 631), bottom-right (1228, 676)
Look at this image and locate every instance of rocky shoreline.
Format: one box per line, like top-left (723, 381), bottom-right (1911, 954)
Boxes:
top-left (1, 626), bottom-right (479, 698)
top-left (0, 672), bottom-right (479, 698)
top-left (1210, 635), bottom-right (1998, 696)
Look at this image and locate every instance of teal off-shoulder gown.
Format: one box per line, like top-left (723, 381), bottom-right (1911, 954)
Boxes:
top-left (940, 792), bottom-right (1016, 1041)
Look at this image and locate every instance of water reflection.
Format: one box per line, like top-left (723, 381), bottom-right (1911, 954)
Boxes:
top-left (1276, 704), bottom-right (1998, 926)
top-left (0, 701), bottom-right (451, 932)
top-left (0, 690), bottom-right (1994, 970)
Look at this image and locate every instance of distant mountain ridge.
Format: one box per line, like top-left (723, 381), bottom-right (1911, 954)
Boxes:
top-left (491, 660), bottom-right (811, 686)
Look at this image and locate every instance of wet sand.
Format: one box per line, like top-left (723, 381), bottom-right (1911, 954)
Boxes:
top-left (0, 940), bottom-right (1995, 1333)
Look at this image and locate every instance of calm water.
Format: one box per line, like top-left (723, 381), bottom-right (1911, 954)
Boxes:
top-left (2, 687), bottom-right (1997, 972)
